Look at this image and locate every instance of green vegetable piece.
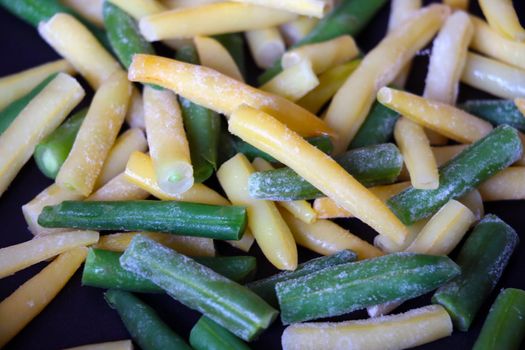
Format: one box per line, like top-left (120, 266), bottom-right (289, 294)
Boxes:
top-left (103, 1), bottom-right (154, 69)
top-left (235, 135), bottom-right (333, 162)
top-left (82, 249), bottom-right (257, 292)
top-left (120, 235), bottom-right (278, 341)
top-left (473, 288), bottom-right (525, 350)
top-left (176, 45), bottom-right (221, 183)
top-left (0, 0), bottom-right (111, 50)
top-left (461, 100), bottom-right (525, 133)
top-left (217, 122), bottom-right (238, 167)
top-left (276, 252), bottom-right (460, 324)
top-left (432, 215), bottom-right (519, 331)
top-left (388, 125), bottom-right (523, 225)
top-left (83, 248), bottom-right (159, 293)
top-left (190, 316), bottom-right (251, 350)
top-left (248, 143), bottom-right (403, 200)
top-left (105, 289), bottom-right (192, 350)
top-left (258, 0), bottom-right (388, 84)
top-left (349, 101), bottom-right (400, 149)
top-left (213, 33), bottom-right (246, 79)
top-left (247, 250), bottom-right (357, 307)
top-left (38, 200), bottom-right (247, 240)
top-left (0, 73), bottom-right (58, 134)
top-left (33, 108), bottom-right (86, 179)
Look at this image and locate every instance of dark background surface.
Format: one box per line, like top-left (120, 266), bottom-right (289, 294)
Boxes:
top-left (1, 1), bottom-right (524, 349)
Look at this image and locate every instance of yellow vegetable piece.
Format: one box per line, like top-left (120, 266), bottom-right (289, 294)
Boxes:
top-left (39, 13), bottom-right (122, 89)
top-left (461, 52), bottom-right (525, 99)
top-left (63, 340), bottom-right (133, 350)
top-left (245, 27), bottom-right (285, 69)
top-left (56, 71), bottom-right (131, 196)
top-left (62, 0), bottom-right (104, 27)
top-left (373, 219), bottom-right (427, 253)
top-left (478, 0), bottom-right (525, 42)
top-left (387, 0), bottom-right (422, 88)
top-left (516, 98), bottom-right (525, 116)
top-left (22, 183), bottom-right (84, 236)
top-left (516, 132), bottom-right (525, 166)
top-left (0, 73), bottom-right (84, 197)
top-left (280, 208), bottom-right (382, 260)
top-left (124, 152), bottom-right (255, 252)
top-left (88, 173), bottom-right (150, 201)
top-left (377, 87), bottom-right (493, 143)
top-left (0, 59), bottom-right (74, 111)
top-left (143, 86), bottom-right (193, 195)
top-left (128, 54), bottom-right (334, 137)
top-left (431, 144), bottom-right (468, 167)
top-left (282, 35), bottom-right (359, 75)
top-left (125, 152), bottom-right (225, 203)
top-left (0, 231), bottom-right (98, 279)
top-left (313, 182), bottom-right (410, 219)
top-left (282, 304), bottom-right (452, 350)
top-left (139, 3), bottom-right (297, 41)
top-left (95, 232), bottom-right (215, 257)
top-left (444, 0), bottom-right (469, 10)
top-left (324, 4), bottom-right (449, 153)
top-left (217, 153), bottom-right (297, 270)
top-left (458, 189), bottom-right (484, 221)
top-left (478, 167), bottom-right (525, 201)
top-left (279, 17), bottom-right (318, 46)
top-left (161, 0), bottom-right (221, 8)
top-left (424, 11), bottom-right (473, 105)
top-left (0, 247), bottom-right (88, 348)
top-left (470, 17), bottom-right (525, 72)
top-left (126, 87), bottom-right (146, 130)
top-left (406, 200), bottom-right (475, 255)
top-left (229, 104), bottom-right (409, 244)
top-left (252, 157), bottom-right (317, 224)
top-left (231, 0), bottom-right (327, 18)
top-left (108, 0), bottom-right (166, 19)
top-left (95, 128), bottom-right (148, 189)
top-left (395, 118), bottom-right (439, 190)
top-left (260, 60), bottom-right (319, 102)
top-left (297, 60), bottom-right (360, 114)
top-left (194, 36), bottom-right (244, 81)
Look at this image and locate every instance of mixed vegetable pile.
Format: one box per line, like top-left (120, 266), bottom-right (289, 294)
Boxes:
top-left (0, 0), bottom-right (524, 349)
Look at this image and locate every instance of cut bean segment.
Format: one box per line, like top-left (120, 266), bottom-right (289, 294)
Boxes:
top-left (38, 200), bottom-right (247, 240)
top-left (432, 215), bottom-right (519, 331)
top-left (217, 153), bottom-right (297, 270)
top-left (281, 305), bottom-right (452, 350)
top-left (120, 235), bottom-right (278, 341)
top-left (461, 52), bottom-right (525, 99)
top-left (276, 252), bottom-right (460, 324)
top-left (378, 87), bottom-right (493, 144)
top-left (105, 289), bottom-right (192, 350)
top-left (144, 86), bottom-right (193, 195)
top-left (388, 125), bottom-right (522, 225)
top-left (55, 71), bottom-right (131, 196)
top-left (473, 288), bottom-right (525, 350)
top-left (0, 247), bottom-right (87, 348)
top-left (0, 230), bottom-right (98, 279)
